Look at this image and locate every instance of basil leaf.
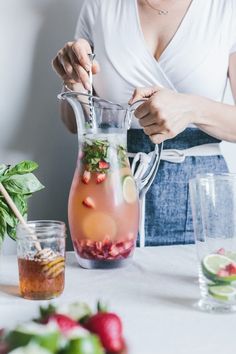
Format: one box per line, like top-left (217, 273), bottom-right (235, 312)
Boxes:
top-left (0, 198), bottom-right (9, 211)
top-left (7, 224), bottom-right (17, 240)
top-left (11, 194), bottom-right (27, 216)
top-left (6, 160), bottom-right (38, 176)
top-left (0, 212), bottom-right (6, 243)
top-left (0, 208), bottom-right (14, 228)
top-left (3, 173), bottom-right (44, 195)
top-left (0, 164), bottom-right (8, 176)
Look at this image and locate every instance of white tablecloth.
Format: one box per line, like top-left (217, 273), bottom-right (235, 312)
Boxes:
top-left (0, 246), bottom-right (235, 354)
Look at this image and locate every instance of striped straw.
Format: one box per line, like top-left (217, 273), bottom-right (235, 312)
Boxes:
top-left (88, 53), bottom-right (96, 128)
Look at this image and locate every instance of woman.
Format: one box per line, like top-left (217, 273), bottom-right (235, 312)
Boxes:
top-left (52, 0), bottom-right (236, 246)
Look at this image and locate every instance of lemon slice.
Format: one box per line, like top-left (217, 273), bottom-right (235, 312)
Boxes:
top-left (208, 285), bottom-right (236, 301)
top-left (82, 212), bottom-right (117, 241)
top-left (122, 176), bottom-right (137, 204)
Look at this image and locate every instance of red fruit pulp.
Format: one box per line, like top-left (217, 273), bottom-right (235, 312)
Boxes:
top-left (82, 170), bottom-right (91, 184)
top-left (96, 173), bottom-right (106, 184)
top-left (73, 239), bottom-right (134, 261)
top-left (98, 161), bottom-right (109, 169)
top-left (225, 263), bottom-right (236, 275)
top-left (82, 197), bottom-right (96, 209)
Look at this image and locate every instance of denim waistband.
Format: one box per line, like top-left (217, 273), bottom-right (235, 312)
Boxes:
top-left (127, 128), bottom-right (221, 153)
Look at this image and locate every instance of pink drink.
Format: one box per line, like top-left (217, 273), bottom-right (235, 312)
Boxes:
top-left (68, 133), bottom-right (139, 268)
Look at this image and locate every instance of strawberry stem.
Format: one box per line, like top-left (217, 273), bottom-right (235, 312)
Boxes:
top-left (97, 300), bottom-right (108, 313)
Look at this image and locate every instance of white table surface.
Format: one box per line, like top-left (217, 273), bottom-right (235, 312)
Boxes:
top-left (0, 246), bottom-right (235, 354)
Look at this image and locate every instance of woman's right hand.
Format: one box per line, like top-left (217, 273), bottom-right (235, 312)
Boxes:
top-left (52, 38), bottom-right (100, 90)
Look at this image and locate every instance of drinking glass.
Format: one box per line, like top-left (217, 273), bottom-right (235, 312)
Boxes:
top-left (190, 174), bottom-right (236, 312)
top-left (16, 220), bottom-right (66, 300)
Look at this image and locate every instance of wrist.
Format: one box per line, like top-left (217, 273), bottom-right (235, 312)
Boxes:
top-left (187, 94), bottom-right (207, 125)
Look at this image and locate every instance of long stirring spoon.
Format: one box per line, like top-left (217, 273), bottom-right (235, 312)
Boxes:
top-left (87, 53), bottom-right (96, 129)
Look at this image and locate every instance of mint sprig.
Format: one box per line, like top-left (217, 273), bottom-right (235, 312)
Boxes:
top-left (0, 160), bottom-right (44, 244)
top-left (82, 139), bottom-right (128, 172)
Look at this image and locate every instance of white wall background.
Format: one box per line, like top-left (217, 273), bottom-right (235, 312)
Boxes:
top-left (0, 0), bottom-right (236, 251)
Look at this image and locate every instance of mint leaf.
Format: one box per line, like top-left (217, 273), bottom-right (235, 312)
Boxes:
top-left (6, 160), bottom-right (38, 176)
top-left (3, 173), bottom-right (44, 195)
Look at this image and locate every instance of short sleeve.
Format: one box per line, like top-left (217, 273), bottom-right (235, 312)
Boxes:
top-left (74, 0), bottom-right (99, 46)
top-left (229, 0), bottom-right (236, 54)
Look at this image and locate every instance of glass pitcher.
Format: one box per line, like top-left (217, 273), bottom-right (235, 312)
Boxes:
top-left (58, 92), bottom-right (139, 269)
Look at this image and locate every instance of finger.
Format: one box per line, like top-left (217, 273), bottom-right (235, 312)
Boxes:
top-left (150, 133), bottom-right (167, 144)
top-left (67, 48), bottom-right (88, 84)
top-left (58, 50), bottom-right (76, 80)
top-left (139, 113), bottom-right (157, 127)
top-left (78, 65), bottom-right (91, 90)
top-left (72, 41), bottom-right (92, 71)
top-left (143, 124), bottom-right (163, 136)
top-left (129, 86), bottom-right (160, 104)
top-left (92, 60), bottom-right (100, 74)
top-left (52, 56), bottom-right (67, 80)
top-left (134, 101), bottom-right (151, 119)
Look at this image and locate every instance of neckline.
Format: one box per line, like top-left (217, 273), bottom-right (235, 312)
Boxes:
top-left (134, 0), bottom-right (195, 64)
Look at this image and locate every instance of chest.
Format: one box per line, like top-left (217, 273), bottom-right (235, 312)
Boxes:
top-left (137, 0), bottom-right (193, 60)
top-left (93, 0), bottom-right (230, 103)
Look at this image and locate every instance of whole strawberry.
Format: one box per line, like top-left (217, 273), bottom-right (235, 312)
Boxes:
top-left (85, 307), bottom-right (124, 353)
top-left (46, 314), bottom-right (80, 334)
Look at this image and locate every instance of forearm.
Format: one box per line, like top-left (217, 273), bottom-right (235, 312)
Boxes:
top-left (60, 82), bottom-right (86, 134)
top-left (60, 100), bottom-right (77, 134)
top-left (190, 95), bottom-right (236, 142)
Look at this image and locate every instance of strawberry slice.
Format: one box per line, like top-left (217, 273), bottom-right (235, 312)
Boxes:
top-left (98, 160), bottom-right (109, 169)
top-left (217, 269), bottom-right (230, 277)
top-left (225, 263), bottom-right (236, 275)
top-left (46, 314), bottom-right (80, 334)
top-left (96, 173), bottom-right (106, 184)
top-left (82, 197), bottom-right (95, 208)
top-left (82, 170), bottom-right (91, 184)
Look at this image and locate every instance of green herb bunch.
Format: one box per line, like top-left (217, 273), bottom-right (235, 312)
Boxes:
top-left (83, 139), bottom-right (109, 173)
top-left (82, 139), bottom-right (128, 173)
top-left (0, 161), bottom-right (44, 244)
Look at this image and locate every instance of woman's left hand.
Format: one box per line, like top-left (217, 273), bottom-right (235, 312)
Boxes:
top-left (129, 86), bottom-right (196, 144)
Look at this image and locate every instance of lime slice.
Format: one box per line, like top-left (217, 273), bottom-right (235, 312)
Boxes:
top-left (7, 322), bottom-right (60, 353)
top-left (208, 285), bottom-right (236, 301)
top-left (122, 176), bottom-right (137, 204)
top-left (8, 342), bottom-right (52, 354)
top-left (64, 335), bottom-right (104, 354)
top-left (202, 254), bottom-right (233, 283)
top-left (225, 251), bottom-right (236, 262)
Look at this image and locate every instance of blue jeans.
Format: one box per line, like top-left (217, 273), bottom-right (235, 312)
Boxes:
top-left (127, 128), bottom-right (228, 246)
